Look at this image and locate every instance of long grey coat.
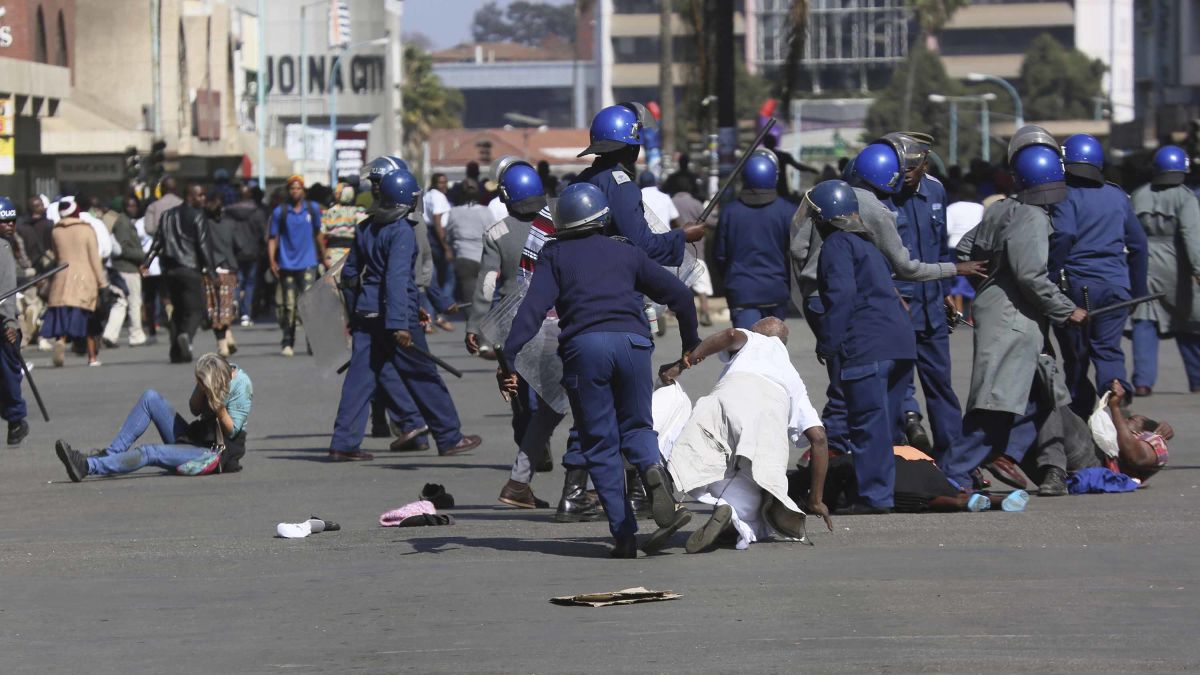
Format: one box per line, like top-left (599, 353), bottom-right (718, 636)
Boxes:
top-left (1129, 183), bottom-right (1200, 334)
top-left (465, 215), bottom-right (531, 335)
top-left (955, 198), bottom-right (1075, 414)
top-left (791, 187), bottom-right (956, 301)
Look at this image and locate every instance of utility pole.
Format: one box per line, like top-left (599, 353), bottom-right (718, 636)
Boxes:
top-left (256, 0), bottom-right (266, 188)
top-left (388, 0), bottom-right (405, 156)
top-left (658, 0), bottom-right (675, 168)
top-left (150, 0), bottom-right (162, 140)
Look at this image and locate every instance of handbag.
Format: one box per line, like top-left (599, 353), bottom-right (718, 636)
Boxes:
top-left (176, 420), bottom-right (226, 476)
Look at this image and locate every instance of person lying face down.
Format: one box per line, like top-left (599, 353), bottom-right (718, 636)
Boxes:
top-left (1029, 379), bottom-right (1172, 495)
top-left (659, 317), bottom-right (833, 553)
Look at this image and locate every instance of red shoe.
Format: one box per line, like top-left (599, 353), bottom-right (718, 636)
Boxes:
top-left (985, 455), bottom-right (1034, 490)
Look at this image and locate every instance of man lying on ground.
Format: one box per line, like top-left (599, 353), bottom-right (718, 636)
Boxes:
top-left (1026, 380), bottom-right (1171, 496)
top-left (659, 317), bottom-right (834, 554)
top-left (54, 353), bottom-right (252, 481)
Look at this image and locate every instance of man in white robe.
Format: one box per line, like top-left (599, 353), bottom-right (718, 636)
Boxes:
top-left (659, 317), bottom-right (833, 552)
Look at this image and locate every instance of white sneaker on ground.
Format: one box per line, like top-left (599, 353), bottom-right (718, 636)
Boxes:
top-left (240, 315), bottom-right (252, 327)
top-left (281, 346), bottom-right (294, 357)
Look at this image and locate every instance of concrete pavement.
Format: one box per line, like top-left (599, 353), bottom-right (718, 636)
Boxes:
top-left (1, 318), bottom-right (1197, 673)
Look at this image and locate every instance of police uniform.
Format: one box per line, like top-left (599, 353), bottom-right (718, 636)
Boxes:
top-left (504, 234), bottom-right (700, 540)
top-left (1049, 179), bottom-right (1149, 413)
top-left (574, 163), bottom-right (685, 266)
top-left (715, 193), bottom-right (796, 329)
top-left (888, 174), bottom-right (963, 454)
top-left (330, 215), bottom-right (466, 454)
top-left (0, 236), bottom-right (27, 431)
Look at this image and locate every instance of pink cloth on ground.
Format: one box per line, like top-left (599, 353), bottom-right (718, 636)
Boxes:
top-left (379, 500), bottom-right (437, 527)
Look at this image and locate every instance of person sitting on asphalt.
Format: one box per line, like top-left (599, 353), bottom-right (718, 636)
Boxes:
top-left (54, 353), bottom-right (252, 481)
top-left (1024, 380), bottom-right (1172, 496)
top-left (658, 317), bottom-right (834, 554)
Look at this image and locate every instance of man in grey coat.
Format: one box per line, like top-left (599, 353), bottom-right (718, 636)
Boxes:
top-left (940, 126), bottom-right (1087, 491)
top-left (791, 179), bottom-right (985, 455)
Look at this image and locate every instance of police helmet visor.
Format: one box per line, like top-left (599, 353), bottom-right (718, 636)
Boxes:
top-left (1008, 125), bottom-right (1059, 163)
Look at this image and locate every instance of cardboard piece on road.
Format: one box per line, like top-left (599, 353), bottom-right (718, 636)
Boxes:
top-left (550, 586), bottom-right (682, 608)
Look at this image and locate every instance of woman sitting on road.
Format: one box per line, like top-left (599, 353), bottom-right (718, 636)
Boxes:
top-left (54, 354), bottom-right (252, 481)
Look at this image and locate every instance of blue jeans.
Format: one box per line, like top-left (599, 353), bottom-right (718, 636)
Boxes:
top-left (87, 390), bottom-right (206, 476)
top-left (730, 303), bottom-right (787, 330)
top-left (841, 358), bottom-right (909, 509)
top-left (237, 261), bottom-right (257, 318)
top-left (561, 331), bottom-right (660, 540)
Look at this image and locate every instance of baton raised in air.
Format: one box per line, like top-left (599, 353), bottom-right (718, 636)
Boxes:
top-left (698, 117), bottom-right (778, 223)
top-left (1087, 293), bottom-right (1165, 319)
top-left (0, 264), bottom-right (68, 305)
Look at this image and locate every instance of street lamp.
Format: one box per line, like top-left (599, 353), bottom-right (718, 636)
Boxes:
top-left (928, 92), bottom-right (997, 166)
top-left (328, 37), bottom-right (390, 184)
top-left (966, 72), bottom-right (1024, 128)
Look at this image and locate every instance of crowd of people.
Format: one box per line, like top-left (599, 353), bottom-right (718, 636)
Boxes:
top-left (3, 100), bottom-right (1193, 560)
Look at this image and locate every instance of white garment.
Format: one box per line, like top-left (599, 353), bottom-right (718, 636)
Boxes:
top-left (80, 211), bottom-right (114, 262)
top-left (690, 259), bottom-right (713, 296)
top-left (946, 200), bottom-right (985, 248)
top-left (641, 186), bottom-right (679, 226)
top-left (718, 330), bottom-right (822, 444)
top-left (422, 189), bottom-right (451, 228)
top-left (487, 195), bottom-right (509, 223)
top-left (688, 465), bottom-right (766, 550)
top-left (135, 217), bottom-right (161, 277)
top-left (652, 382), bottom-right (693, 459)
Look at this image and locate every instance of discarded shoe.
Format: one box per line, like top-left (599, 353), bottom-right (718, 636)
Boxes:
top-left (420, 483), bottom-right (455, 509)
top-left (276, 516), bottom-right (342, 539)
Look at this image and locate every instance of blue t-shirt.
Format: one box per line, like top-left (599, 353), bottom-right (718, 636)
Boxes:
top-left (225, 365), bottom-right (253, 436)
top-left (270, 201), bottom-right (321, 270)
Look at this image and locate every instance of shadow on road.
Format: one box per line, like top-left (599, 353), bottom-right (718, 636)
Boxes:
top-left (394, 534), bottom-right (610, 557)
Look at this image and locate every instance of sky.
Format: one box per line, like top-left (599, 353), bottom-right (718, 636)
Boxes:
top-left (402, 0), bottom-right (572, 50)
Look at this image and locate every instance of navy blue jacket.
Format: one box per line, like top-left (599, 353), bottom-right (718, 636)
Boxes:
top-left (1049, 180), bottom-right (1149, 297)
top-left (504, 234), bottom-right (700, 369)
top-left (575, 162), bottom-right (685, 266)
top-left (816, 230), bottom-right (917, 368)
top-left (889, 174), bottom-right (951, 330)
top-left (714, 196), bottom-right (795, 307)
top-left (341, 216), bottom-right (419, 331)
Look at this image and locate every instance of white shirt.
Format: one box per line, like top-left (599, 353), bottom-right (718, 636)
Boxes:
top-left (946, 200), bottom-right (985, 248)
top-left (641, 185), bottom-right (679, 226)
top-left (422, 189), bottom-right (451, 228)
top-left (718, 329), bottom-right (822, 444)
top-left (80, 211), bottom-right (114, 262)
top-left (488, 195), bottom-right (509, 223)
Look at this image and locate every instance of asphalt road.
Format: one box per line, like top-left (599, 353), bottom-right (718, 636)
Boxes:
top-left (1, 316), bottom-right (1197, 673)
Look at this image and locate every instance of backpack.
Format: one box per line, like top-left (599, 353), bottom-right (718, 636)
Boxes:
top-left (175, 420), bottom-right (225, 476)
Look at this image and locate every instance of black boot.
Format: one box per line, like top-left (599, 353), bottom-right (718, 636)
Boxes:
top-left (641, 465), bottom-right (689, 529)
top-left (7, 419), bottom-right (29, 446)
top-left (1039, 466), bottom-right (1069, 497)
top-left (554, 468), bottom-right (604, 523)
top-left (904, 412), bottom-right (933, 454)
top-left (626, 468), bottom-right (652, 519)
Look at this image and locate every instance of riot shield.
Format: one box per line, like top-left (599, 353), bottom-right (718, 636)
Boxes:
top-left (514, 316), bottom-right (569, 415)
top-left (643, 199), bottom-right (703, 286)
top-left (297, 257), bottom-right (351, 375)
top-left (475, 278), bottom-right (530, 348)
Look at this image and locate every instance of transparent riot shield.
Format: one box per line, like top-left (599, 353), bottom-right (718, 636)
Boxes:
top-left (297, 257), bottom-right (351, 376)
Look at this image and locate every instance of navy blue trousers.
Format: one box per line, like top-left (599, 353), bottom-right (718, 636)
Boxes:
top-left (1132, 320), bottom-right (1200, 391)
top-left (842, 358), bottom-right (909, 509)
top-left (0, 339), bottom-right (27, 424)
top-left (560, 331), bottom-right (659, 540)
top-left (1054, 283), bottom-right (1131, 415)
top-left (331, 318), bottom-right (463, 452)
top-left (941, 394), bottom-right (1045, 491)
top-left (730, 303), bottom-right (787, 330)
top-left (804, 296), bottom-right (854, 454)
top-left (896, 320), bottom-right (963, 458)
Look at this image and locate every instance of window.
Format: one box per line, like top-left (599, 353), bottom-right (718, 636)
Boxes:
top-left (34, 6), bottom-right (47, 63)
top-left (55, 10), bottom-right (68, 66)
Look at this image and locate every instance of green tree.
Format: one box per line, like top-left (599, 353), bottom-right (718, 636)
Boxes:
top-left (1019, 33), bottom-right (1106, 121)
top-left (779, 0), bottom-right (809, 109)
top-left (471, 1), bottom-right (576, 46)
top-left (866, 46), bottom-right (961, 160)
top-left (402, 45), bottom-right (464, 165)
top-left (901, 0), bottom-right (971, 129)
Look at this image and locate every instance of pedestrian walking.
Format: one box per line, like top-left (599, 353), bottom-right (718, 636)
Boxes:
top-left (41, 197), bottom-right (110, 367)
top-left (102, 195), bottom-right (148, 348)
top-left (268, 176), bottom-right (323, 356)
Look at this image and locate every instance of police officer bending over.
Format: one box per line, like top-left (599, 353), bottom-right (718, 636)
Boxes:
top-left (501, 183), bottom-right (700, 558)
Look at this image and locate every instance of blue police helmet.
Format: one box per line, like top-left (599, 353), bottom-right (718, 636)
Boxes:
top-left (497, 159), bottom-right (546, 214)
top-left (1062, 133), bottom-right (1105, 182)
top-left (1012, 144), bottom-right (1067, 205)
top-left (805, 179), bottom-right (859, 223)
top-left (851, 143), bottom-right (903, 194)
top-left (0, 196), bottom-right (16, 221)
top-left (362, 155), bottom-right (409, 185)
top-left (742, 149), bottom-right (778, 191)
top-left (377, 168), bottom-right (421, 216)
top-left (554, 182), bottom-right (609, 236)
top-left (1152, 145), bottom-right (1189, 187)
top-left (577, 104), bottom-right (642, 157)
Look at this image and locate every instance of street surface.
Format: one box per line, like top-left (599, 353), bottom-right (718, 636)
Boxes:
top-left (1, 317), bottom-right (1197, 673)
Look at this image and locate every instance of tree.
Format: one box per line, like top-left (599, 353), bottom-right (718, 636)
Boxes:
top-left (1020, 33), bottom-right (1106, 121)
top-left (471, 1), bottom-right (576, 46)
top-left (779, 0), bottom-right (810, 110)
top-left (402, 45), bottom-right (464, 166)
top-left (901, 0), bottom-right (970, 129)
top-left (866, 46), bottom-right (961, 160)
